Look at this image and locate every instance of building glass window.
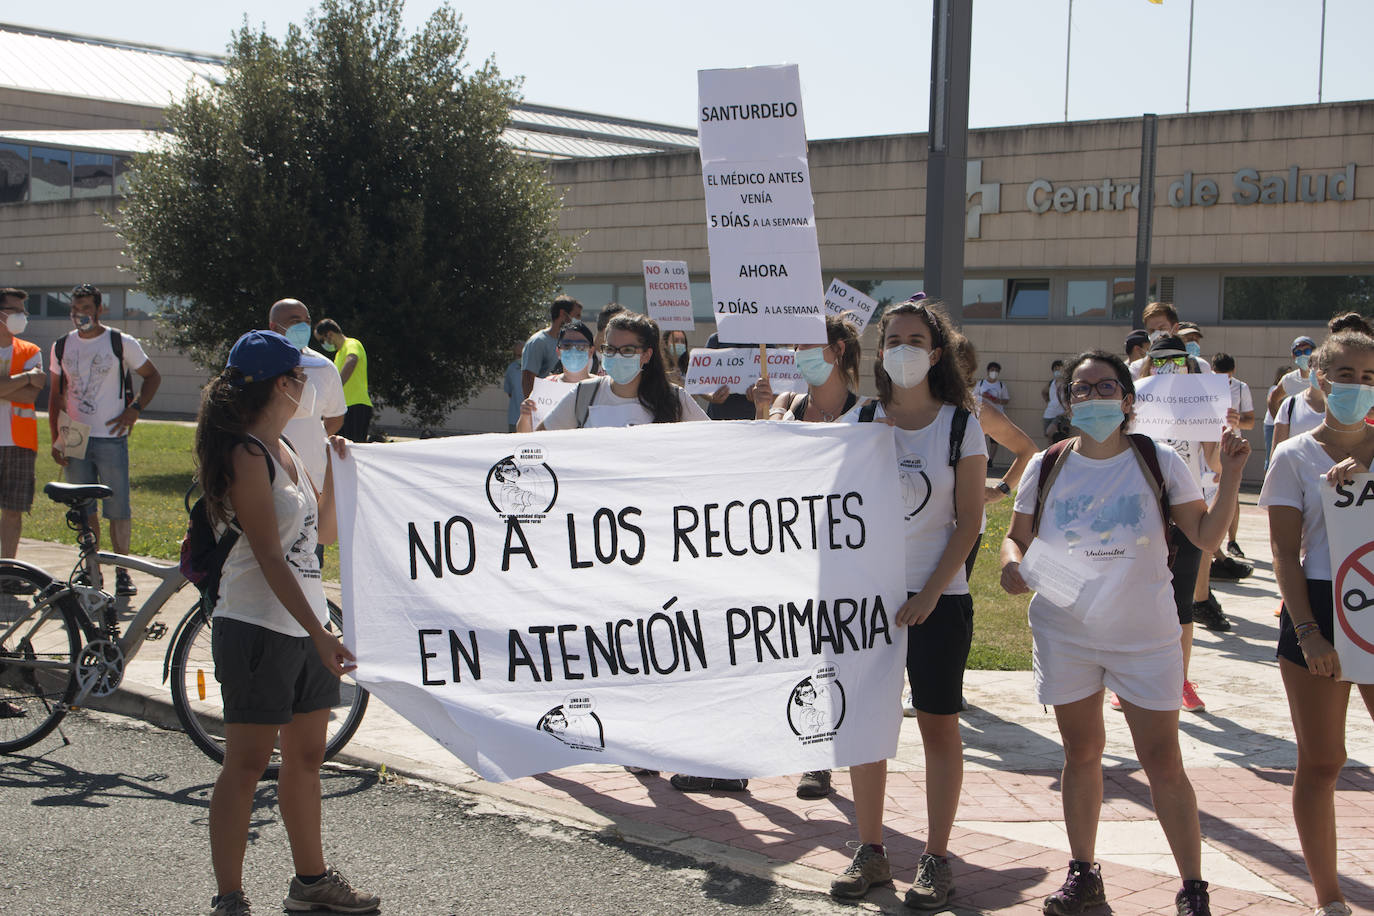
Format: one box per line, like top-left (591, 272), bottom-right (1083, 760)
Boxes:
top-left (612, 282), bottom-right (645, 312)
top-left (0, 143), bottom-right (28, 204)
top-left (957, 279), bottom-right (1002, 320)
top-left (73, 152), bottom-right (114, 199)
top-left (29, 148), bottom-right (71, 201)
top-left (689, 280), bottom-right (714, 321)
top-left (41, 290), bottom-right (72, 319)
top-left (1222, 276), bottom-right (1374, 322)
top-left (124, 290), bottom-right (160, 319)
top-left (1066, 280), bottom-right (1110, 319)
top-left (1007, 279), bottom-right (1050, 319)
top-left (114, 156), bottom-right (134, 195)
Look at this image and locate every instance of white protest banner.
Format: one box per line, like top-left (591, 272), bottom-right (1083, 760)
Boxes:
top-left (529, 376), bottom-right (577, 430)
top-left (1131, 374), bottom-right (1231, 441)
top-left (334, 422), bottom-right (907, 781)
top-left (698, 65), bottom-right (825, 345)
top-left (642, 260), bottom-right (694, 332)
top-left (1322, 472), bottom-right (1374, 683)
top-left (823, 279), bottom-right (879, 332)
top-left (683, 347), bottom-right (806, 397)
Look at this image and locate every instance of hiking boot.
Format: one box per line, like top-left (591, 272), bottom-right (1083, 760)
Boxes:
top-left (1314, 902), bottom-right (1353, 916)
top-left (284, 867), bottom-right (379, 913)
top-left (1181, 681), bottom-right (1206, 713)
top-left (1043, 860), bottom-right (1105, 915)
top-left (1226, 540), bottom-right (1245, 559)
top-left (904, 852), bottom-right (954, 910)
top-left (1175, 879), bottom-right (1211, 916)
top-left (1209, 555), bottom-right (1252, 580)
top-left (669, 774), bottom-right (748, 792)
top-left (1191, 597), bottom-right (1231, 632)
top-left (115, 568), bottom-right (137, 597)
top-left (829, 842), bottom-right (891, 899)
top-left (1108, 692), bottom-right (1122, 711)
top-left (210, 890), bottom-right (252, 916)
top-left (796, 769), bottom-right (832, 799)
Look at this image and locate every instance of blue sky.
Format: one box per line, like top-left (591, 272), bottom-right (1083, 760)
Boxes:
top-left (14, 0), bottom-right (1371, 138)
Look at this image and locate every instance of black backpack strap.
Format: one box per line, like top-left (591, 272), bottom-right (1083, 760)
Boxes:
top-left (948, 406), bottom-right (970, 467)
top-left (857, 400), bottom-right (878, 423)
top-left (110, 330), bottom-right (132, 406)
top-left (1030, 437), bottom-right (1077, 538)
top-left (54, 333), bottom-right (67, 395)
top-left (573, 377), bottom-right (601, 428)
top-left (1126, 433), bottom-right (1171, 527)
top-left (841, 391), bottom-right (858, 415)
top-left (1281, 394), bottom-right (1296, 424)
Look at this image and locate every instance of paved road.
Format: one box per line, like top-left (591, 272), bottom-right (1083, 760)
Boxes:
top-left (0, 712), bottom-right (868, 916)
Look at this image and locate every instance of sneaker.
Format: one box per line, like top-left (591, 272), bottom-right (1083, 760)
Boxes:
top-left (1181, 681), bottom-right (1206, 713)
top-left (1314, 902), bottom-right (1353, 916)
top-left (1175, 879), bottom-right (1211, 916)
top-left (210, 890), bottom-right (252, 916)
top-left (797, 769), bottom-right (832, 799)
top-left (829, 842), bottom-right (891, 899)
top-left (1209, 555), bottom-right (1252, 580)
top-left (669, 774), bottom-right (748, 792)
top-left (0, 700), bottom-right (27, 719)
top-left (1043, 860), bottom-right (1105, 915)
top-left (115, 568), bottom-right (137, 597)
top-left (1108, 692), bottom-right (1122, 711)
top-left (1226, 540), bottom-right (1245, 558)
top-left (902, 690), bottom-right (918, 718)
top-left (904, 852), bottom-right (955, 910)
top-left (1191, 598), bottom-right (1231, 632)
top-left (284, 867), bottom-right (379, 913)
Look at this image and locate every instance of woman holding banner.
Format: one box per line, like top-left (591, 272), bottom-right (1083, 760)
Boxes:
top-left (999, 350), bottom-right (1249, 916)
top-left (195, 331), bottom-right (377, 916)
top-left (1260, 330), bottom-right (1374, 916)
top-left (828, 299), bottom-right (986, 911)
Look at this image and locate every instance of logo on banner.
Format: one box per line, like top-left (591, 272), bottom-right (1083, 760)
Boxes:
top-left (897, 454), bottom-right (931, 520)
top-left (537, 693), bottom-right (605, 752)
top-left (787, 663), bottom-right (846, 745)
top-left (485, 446), bottom-right (559, 520)
top-left (1335, 540), bottom-right (1374, 653)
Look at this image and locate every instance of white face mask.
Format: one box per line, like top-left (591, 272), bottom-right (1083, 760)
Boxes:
top-left (987, 370), bottom-right (999, 381)
top-left (286, 378), bottom-right (317, 420)
top-left (1147, 329), bottom-right (1166, 344)
top-left (882, 345), bottom-right (932, 389)
top-left (4, 313), bottom-right (27, 335)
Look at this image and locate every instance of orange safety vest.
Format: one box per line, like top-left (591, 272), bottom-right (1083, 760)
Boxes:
top-left (7, 338), bottom-right (38, 451)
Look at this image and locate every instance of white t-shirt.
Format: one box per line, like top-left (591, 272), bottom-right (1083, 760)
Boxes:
top-left (0, 342), bottom-right (42, 448)
top-left (541, 376), bottom-right (708, 429)
top-left (1277, 393), bottom-right (1324, 439)
top-left (283, 346), bottom-right (347, 489)
top-left (1043, 378), bottom-right (1065, 420)
top-left (1013, 442), bottom-right (1202, 651)
top-left (1279, 368), bottom-right (1310, 398)
top-left (1258, 432), bottom-right (1335, 580)
top-left (215, 441), bottom-right (328, 637)
top-left (842, 402), bottom-right (986, 594)
top-left (49, 328), bottom-right (148, 437)
top-left (975, 378), bottom-right (1009, 406)
top-left (1263, 385), bottom-right (1279, 427)
top-left (1228, 376), bottom-right (1254, 415)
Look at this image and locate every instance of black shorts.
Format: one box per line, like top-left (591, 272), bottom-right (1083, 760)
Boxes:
top-left (963, 533), bottom-right (983, 583)
top-left (907, 592), bottom-right (974, 716)
top-left (211, 617), bottom-right (340, 725)
top-left (1277, 578), bottom-right (1334, 668)
top-left (1170, 526), bottom-right (1202, 626)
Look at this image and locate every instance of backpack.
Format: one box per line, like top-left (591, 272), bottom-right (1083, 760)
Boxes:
top-left (1030, 433), bottom-right (1179, 569)
top-left (179, 437), bottom-right (292, 612)
top-left (857, 400), bottom-right (971, 467)
top-left (55, 329), bottom-right (133, 408)
top-left (572, 377), bottom-right (602, 428)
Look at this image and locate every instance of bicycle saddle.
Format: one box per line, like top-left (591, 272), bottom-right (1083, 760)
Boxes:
top-left (43, 482), bottom-right (113, 504)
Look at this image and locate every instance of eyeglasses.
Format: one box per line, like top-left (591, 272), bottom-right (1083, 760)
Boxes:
top-left (598, 345), bottom-right (646, 357)
top-left (1151, 356), bottom-right (1187, 368)
top-left (1068, 379), bottom-right (1125, 400)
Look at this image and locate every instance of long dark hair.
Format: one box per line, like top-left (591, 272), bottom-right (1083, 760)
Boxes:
top-left (606, 312), bottom-right (681, 422)
top-left (874, 300), bottom-right (971, 410)
top-left (193, 369), bottom-right (280, 526)
top-left (823, 315), bottom-right (861, 391)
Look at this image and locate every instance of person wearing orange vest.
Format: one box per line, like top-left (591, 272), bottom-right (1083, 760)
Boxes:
top-left (0, 288), bottom-right (45, 568)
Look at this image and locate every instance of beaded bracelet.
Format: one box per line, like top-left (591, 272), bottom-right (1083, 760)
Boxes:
top-left (1293, 621), bottom-right (1321, 641)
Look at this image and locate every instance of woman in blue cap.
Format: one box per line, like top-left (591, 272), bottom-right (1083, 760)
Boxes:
top-left (196, 330), bottom-right (378, 916)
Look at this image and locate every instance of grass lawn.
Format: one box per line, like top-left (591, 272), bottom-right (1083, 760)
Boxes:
top-left (24, 419), bottom-right (1034, 669)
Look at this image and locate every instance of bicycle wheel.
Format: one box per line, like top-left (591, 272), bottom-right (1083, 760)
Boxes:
top-left (0, 564), bottom-right (81, 754)
top-left (169, 599), bottom-right (369, 779)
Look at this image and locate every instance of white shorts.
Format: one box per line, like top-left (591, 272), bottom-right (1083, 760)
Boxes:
top-left (1032, 632), bottom-right (1183, 712)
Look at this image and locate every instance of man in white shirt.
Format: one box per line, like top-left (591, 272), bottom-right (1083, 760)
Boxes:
top-left (974, 361), bottom-right (1009, 465)
top-left (1266, 335), bottom-right (1316, 421)
top-left (267, 298), bottom-right (346, 489)
top-left (47, 284), bottom-right (161, 596)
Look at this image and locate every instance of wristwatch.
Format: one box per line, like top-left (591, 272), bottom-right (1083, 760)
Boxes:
top-left (130, 402), bottom-right (143, 412)
top-left (995, 480), bottom-right (1011, 496)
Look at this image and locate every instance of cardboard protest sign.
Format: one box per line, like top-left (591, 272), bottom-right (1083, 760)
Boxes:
top-left (529, 377), bottom-right (577, 430)
top-left (683, 347), bottom-right (806, 396)
top-left (823, 279), bottom-right (879, 332)
top-left (1132, 374), bottom-right (1231, 442)
top-left (698, 65), bottom-right (825, 345)
top-left (642, 260), bottom-right (694, 332)
top-left (1322, 472), bottom-right (1374, 683)
top-left (334, 422), bottom-right (907, 781)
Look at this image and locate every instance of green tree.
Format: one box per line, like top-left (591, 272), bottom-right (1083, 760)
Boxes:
top-left (118, 0), bottom-right (574, 425)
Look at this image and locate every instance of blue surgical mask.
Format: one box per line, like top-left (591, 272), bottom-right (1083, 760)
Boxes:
top-left (1325, 382), bottom-right (1374, 425)
top-left (559, 347), bottom-right (590, 374)
top-left (1295, 354), bottom-right (1311, 370)
top-left (1185, 341), bottom-right (1202, 359)
top-left (1070, 399), bottom-right (1125, 443)
top-left (1310, 370), bottom-right (1321, 390)
top-left (667, 342), bottom-right (686, 359)
top-left (794, 347), bottom-right (834, 386)
top-left (603, 354), bottom-right (643, 385)
top-left (284, 321), bottom-right (312, 350)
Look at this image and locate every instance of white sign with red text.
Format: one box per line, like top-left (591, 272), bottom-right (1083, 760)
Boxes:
top-left (642, 260), bottom-right (694, 332)
top-left (823, 279), bottom-right (879, 332)
top-left (683, 347), bottom-right (806, 397)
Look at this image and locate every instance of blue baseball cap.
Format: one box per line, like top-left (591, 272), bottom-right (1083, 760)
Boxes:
top-left (227, 330), bottom-right (300, 384)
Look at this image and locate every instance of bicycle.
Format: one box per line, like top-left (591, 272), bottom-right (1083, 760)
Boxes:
top-left (0, 481), bottom-right (368, 778)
